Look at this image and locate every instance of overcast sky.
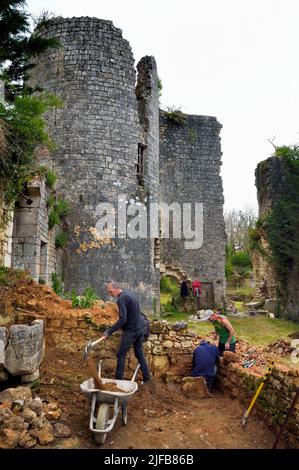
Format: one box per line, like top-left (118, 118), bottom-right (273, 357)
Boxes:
top-left (27, 0), bottom-right (299, 211)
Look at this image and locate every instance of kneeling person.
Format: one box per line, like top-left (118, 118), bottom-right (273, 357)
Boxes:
top-left (191, 340), bottom-right (219, 392)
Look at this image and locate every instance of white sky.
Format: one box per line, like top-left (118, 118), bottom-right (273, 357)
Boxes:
top-left (26, 0), bottom-right (299, 211)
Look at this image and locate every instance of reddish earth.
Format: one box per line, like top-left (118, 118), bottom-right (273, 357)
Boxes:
top-left (34, 345), bottom-right (286, 450)
top-left (0, 270), bottom-right (118, 324)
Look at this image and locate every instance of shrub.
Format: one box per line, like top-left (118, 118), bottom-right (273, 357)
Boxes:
top-left (48, 209), bottom-right (60, 229)
top-left (69, 287), bottom-right (98, 309)
top-left (160, 275), bottom-right (179, 295)
top-left (45, 169), bottom-right (57, 188)
top-left (164, 107), bottom-right (186, 124)
top-left (51, 272), bottom-right (63, 296)
top-left (230, 252), bottom-right (252, 267)
top-left (55, 231), bottom-right (68, 249)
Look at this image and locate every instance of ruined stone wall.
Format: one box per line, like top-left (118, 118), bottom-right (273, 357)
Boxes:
top-left (219, 356), bottom-right (299, 447)
top-left (11, 176), bottom-right (61, 284)
top-left (159, 113), bottom-right (226, 306)
top-left (254, 157), bottom-right (299, 320)
top-left (29, 17), bottom-right (159, 312)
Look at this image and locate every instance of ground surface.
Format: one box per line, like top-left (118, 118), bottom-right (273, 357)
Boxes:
top-left (34, 346), bottom-right (286, 450)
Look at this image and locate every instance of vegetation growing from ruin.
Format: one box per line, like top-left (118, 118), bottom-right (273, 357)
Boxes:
top-left (251, 145), bottom-right (299, 309)
top-left (69, 287), bottom-right (98, 309)
top-left (157, 77), bottom-right (163, 100)
top-left (51, 272), bottom-right (63, 296)
top-left (164, 106), bottom-right (186, 124)
top-left (45, 169), bottom-right (57, 189)
top-left (0, 1), bottom-right (61, 233)
top-left (55, 230), bottom-right (68, 249)
top-left (0, 0), bottom-right (59, 101)
top-left (48, 197), bottom-right (70, 229)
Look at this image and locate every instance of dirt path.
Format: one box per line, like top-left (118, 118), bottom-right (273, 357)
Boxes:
top-left (36, 346), bottom-right (285, 450)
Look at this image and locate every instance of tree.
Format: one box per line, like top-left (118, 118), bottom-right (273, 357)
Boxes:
top-left (225, 206), bottom-right (257, 254)
top-left (0, 0), bottom-right (58, 101)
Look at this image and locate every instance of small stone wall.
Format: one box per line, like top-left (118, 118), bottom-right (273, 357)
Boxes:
top-left (218, 355), bottom-right (299, 447)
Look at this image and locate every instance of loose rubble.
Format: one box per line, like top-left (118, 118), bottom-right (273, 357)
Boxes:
top-left (0, 386), bottom-right (71, 448)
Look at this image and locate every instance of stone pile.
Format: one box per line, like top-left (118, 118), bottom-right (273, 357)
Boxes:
top-left (264, 340), bottom-right (295, 357)
top-left (0, 386), bottom-right (71, 448)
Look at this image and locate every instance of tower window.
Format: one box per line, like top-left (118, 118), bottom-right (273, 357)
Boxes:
top-left (136, 144), bottom-right (146, 186)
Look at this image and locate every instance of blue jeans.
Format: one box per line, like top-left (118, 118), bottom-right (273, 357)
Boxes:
top-left (116, 329), bottom-right (150, 381)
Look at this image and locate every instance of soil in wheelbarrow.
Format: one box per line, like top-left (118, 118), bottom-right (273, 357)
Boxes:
top-left (34, 345), bottom-right (288, 450)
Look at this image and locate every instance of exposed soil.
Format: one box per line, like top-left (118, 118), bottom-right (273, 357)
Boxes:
top-left (0, 271), bottom-right (118, 325)
top-left (31, 345), bottom-right (286, 450)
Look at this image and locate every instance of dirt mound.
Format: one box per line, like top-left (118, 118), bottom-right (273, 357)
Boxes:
top-left (0, 270), bottom-right (118, 325)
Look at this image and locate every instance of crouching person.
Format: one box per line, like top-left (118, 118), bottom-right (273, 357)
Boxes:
top-left (191, 340), bottom-right (219, 393)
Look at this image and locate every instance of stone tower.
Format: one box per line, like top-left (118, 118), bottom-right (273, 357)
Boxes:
top-left (159, 113), bottom-right (226, 306)
top-left (29, 17), bottom-right (160, 311)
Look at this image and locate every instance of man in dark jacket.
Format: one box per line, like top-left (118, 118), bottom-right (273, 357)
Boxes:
top-left (100, 281), bottom-right (150, 383)
top-left (191, 340), bottom-right (219, 392)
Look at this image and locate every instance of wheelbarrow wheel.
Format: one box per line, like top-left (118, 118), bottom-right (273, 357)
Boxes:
top-left (121, 404), bottom-right (127, 426)
top-left (94, 403), bottom-right (109, 445)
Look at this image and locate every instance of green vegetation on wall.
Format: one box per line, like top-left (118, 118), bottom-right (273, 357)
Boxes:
top-left (251, 145), bottom-right (299, 309)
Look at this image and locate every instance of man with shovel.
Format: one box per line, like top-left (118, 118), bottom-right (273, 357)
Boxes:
top-left (91, 282), bottom-right (151, 384)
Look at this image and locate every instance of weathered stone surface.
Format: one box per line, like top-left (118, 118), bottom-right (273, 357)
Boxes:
top-left (4, 321), bottom-right (44, 375)
top-left (162, 340), bottom-right (173, 349)
top-left (151, 355), bottom-right (170, 372)
top-left (0, 407), bottom-right (13, 424)
top-left (21, 369), bottom-right (40, 383)
top-left (18, 430), bottom-right (37, 448)
top-left (44, 402), bottom-right (62, 421)
top-left (27, 398), bottom-right (43, 416)
top-left (6, 415), bottom-right (28, 432)
top-left (0, 365), bottom-right (8, 382)
top-left (30, 415), bottom-right (54, 445)
top-left (0, 428), bottom-right (20, 449)
top-left (182, 376), bottom-right (212, 398)
top-left (21, 408), bottom-right (37, 424)
top-left (0, 386), bottom-right (32, 402)
top-left (0, 327), bottom-right (7, 364)
top-left (53, 423), bottom-right (71, 438)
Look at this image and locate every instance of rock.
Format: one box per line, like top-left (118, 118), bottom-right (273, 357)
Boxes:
top-left (6, 415), bottom-right (28, 432)
top-left (30, 416), bottom-right (54, 445)
top-left (268, 312), bottom-right (275, 318)
top-left (0, 428), bottom-right (20, 449)
top-left (4, 321), bottom-right (44, 376)
top-left (27, 398), bottom-right (43, 416)
top-left (44, 402), bottom-right (62, 421)
top-left (0, 327), bottom-right (7, 364)
top-left (245, 300), bottom-right (265, 308)
top-left (0, 386), bottom-right (32, 402)
top-left (21, 408), bottom-right (37, 424)
top-left (222, 351), bottom-right (238, 363)
top-left (53, 423), bottom-right (71, 438)
top-left (32, 427), bottom-right (54, 446)
top-left (0, 401), bottom-right (12, 410)
top-left (0, 407), bottom-right (13, 425)
top-left (182, 376), bottom-right (212, 398)
top-left (256, 310), bottom-right (269, 315)
top-left (21, 370), bottom-right (40, 384)
top-left (18, 431), bottom-right (37, 448)
top-left (0, 365), bottom-right (8, 382)
top-left (162, 340), bottom-right (173, 349)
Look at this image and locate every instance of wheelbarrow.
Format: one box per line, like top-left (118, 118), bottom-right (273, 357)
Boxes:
top-left (80, 361), bottom-right (140, 445)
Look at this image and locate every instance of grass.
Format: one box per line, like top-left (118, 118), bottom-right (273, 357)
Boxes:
top-left (163, 312), bottom-right (298, 347)
top-left (160, 292), bottom-right (172, 305)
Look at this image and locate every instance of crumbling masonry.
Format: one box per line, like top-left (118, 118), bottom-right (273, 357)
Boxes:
top-left (1, 17), bottom-right (226, 311)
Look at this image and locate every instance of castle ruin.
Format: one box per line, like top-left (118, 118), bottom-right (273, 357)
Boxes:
top-left (1, 17), bottom-right (226, 312)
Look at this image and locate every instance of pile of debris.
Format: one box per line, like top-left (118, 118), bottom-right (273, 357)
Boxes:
top-left (0, 270), bottom-right (118, 326)
top-left (0, 386), bottom-right (71, 448)
top-left (264, 340), bottom-right (295, 357)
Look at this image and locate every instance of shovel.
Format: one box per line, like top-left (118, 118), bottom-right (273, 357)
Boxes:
top-left (242, 361), bottom-right (274, 427)
top-left (83, 337), bottom-right (106, 390)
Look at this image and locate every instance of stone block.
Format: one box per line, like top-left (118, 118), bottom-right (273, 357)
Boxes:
top-left (182, 376), bottom-right (212, 398)
top-left (4, 321), bottom-right (44, 376)
top-left (0, 328), bottom-right (7, 364)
